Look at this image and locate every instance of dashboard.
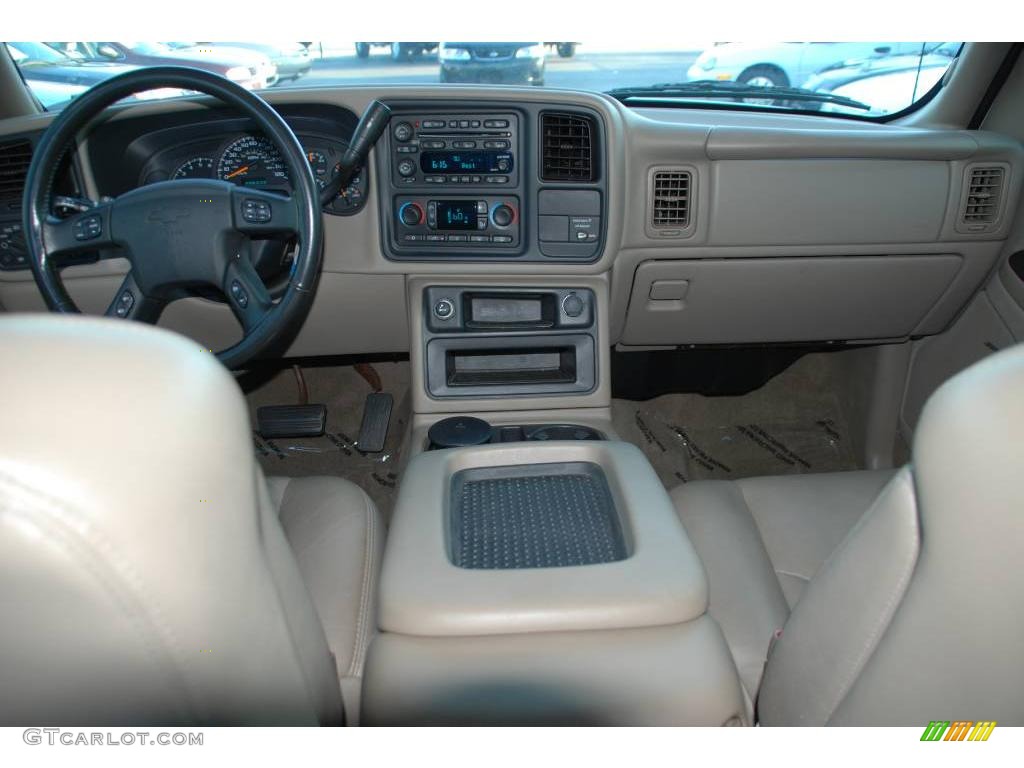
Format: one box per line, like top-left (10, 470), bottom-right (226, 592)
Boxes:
top-left (0, 84), bottom-right (1020, 364)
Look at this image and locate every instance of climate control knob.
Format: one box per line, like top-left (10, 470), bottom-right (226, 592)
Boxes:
top-left (396, 158), bottom-right (417, 178)
top-left (398, 202), bottom-right (423, 226)
top-left (491, 204), bottom-right (514, 228)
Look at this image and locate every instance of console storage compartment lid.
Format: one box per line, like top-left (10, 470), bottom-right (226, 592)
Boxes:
top-left (378, 440), bottom-right (708, 636)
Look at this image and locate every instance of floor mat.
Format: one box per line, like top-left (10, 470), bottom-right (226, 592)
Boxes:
top-left (245, 361), bottom-right (410, 518)
top-left (611, 352), bottom-right (858, 489)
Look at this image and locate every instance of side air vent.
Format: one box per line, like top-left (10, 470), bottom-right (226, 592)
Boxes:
top-left (959, 164), bottom-right (1006, 231)
top-left (541, 112), bottom-right (596, 182)
top-left (646, 166), bottom-right (696, 238)
top-left (0, 139), bottom-right (33, 207)
top-left (963, 166), bottom-right (1004, 223)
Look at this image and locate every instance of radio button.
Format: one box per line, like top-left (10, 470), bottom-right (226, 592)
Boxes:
top-left (422, 119), bottom-right (446, 129)
top-left (483, 140), bottom-right (510, 149)
top-left (485, 176), bottom-right (509, 184)
top-left (460, 175), bottom-right (471, 183)
top-left (453, 140), bottom-right (476, 149)
top-left (402, 234), bottom-right (424, 242)
top-left (476, 201), bottom-right (488, 214)
top-left (459, 120), bottom-right (470, 128)
top-left (425, 176), bottom-right (444, 183)
top-left (492, 235), bottom-right (513, 244)
top-left (422, 140), bottom-right (445, 149)
top-left (471, 175), bottom-right (482, 183)
top-left (448, 234), bottom-right (468, 242)
top-left (483, 119), bottom-right (509, 128)
top-left (397, 159), bottom-right (416, 177)
top-left (470, 235), bottom-right (490, 243)
top-left (426, 234), bottom-right (446, 242)
top-left (393, 122), bottom-right (413, 142)
top-left (448, 177), bottom-right (460, 184)
top-left (470, 120), bottom-right (481, 128)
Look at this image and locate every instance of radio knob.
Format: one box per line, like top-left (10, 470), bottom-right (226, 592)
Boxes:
top-left (397, 159), bottom-right (417, 178)
top-left (393, 121), bottom-right (413, 142)
top-left (398, 202), bottom-right (423, 226)
top-left (491, 204), bottom-right (514, 228)
top-left (496, 158), bottom-right (511, 172)
top-left (433, 298), bottom-right (456, 321)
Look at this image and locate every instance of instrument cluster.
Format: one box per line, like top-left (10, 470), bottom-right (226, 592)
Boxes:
top-left (139, 132), bottom-right (368, 216)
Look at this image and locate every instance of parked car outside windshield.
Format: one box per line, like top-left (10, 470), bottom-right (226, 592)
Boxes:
top-left (6, 41), bottom-right (962, 119)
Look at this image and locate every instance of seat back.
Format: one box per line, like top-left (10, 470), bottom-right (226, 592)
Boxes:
top-left (759, 343), bottom-right (1024, 726)
top-left (0, 315), bottom-right (343, 725)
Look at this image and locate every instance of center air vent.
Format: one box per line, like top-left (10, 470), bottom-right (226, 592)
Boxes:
top-left (0, 139), bottom-right (33, 207)
top-left (541, 112), bottom-right (596, 182)
top-left (960, 165), bottom-right (1005, 230)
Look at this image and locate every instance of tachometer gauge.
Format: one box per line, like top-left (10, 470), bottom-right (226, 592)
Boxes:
top-left (306, 150), bottom-right (329, 190)
top-left (171, 156), bottom-right (215, 180)
top-left (217, 135), bottom-right (289, 188)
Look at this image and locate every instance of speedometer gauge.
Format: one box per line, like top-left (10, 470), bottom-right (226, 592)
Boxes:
top-left (172, 157), bottom-right (215, 180)
top-left (217, 135), bottom-right (289, 188)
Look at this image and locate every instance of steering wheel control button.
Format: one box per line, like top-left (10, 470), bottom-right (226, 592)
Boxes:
top-left (230, 279), bottom-right (249, 309)
top-left (242, 198), bottom-right (272, 224)
top-left (114, 290), bottom-right (135, 318)
top-left (433, 298), bottom-right (456, 321)
top-left (562, 292), bottom-right (585, 318)
top-left (73, 214), bottom-right (103, 241)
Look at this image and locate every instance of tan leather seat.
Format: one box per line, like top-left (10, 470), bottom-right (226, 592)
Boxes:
top-left (672, 344), bottom-right (1024, 725)
top-left (0, 315), bottom-right (382, 725)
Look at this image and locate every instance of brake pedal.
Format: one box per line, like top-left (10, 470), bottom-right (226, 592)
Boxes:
top-left (257, 404), bottom-right (327, 439)
top-left (357, 392), bottom-right (393, 453)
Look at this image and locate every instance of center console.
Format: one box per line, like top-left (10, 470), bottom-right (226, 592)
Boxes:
top-left (362, 441), bottom-right (748, 725)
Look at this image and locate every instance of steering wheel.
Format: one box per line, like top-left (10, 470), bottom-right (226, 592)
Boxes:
top-left (22, 66), bottom-right (323, 369)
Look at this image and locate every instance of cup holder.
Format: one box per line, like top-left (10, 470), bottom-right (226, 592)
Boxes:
top-left (428, 417), bottom-right (604, 450)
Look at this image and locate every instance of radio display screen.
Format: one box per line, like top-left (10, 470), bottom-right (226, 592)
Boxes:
top-left (436, 201), bottom-right (478, 230)
top-left (420, 151), bottom-right (512, 174)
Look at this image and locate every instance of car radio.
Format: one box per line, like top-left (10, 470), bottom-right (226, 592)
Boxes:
top-left (394, 195), bottom-right (520, 249)
top-left (389, 112), bottom-right (519, 188)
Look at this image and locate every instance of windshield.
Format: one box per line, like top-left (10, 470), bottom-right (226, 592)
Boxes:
top-left (5, 41), bottom-right (961, 118)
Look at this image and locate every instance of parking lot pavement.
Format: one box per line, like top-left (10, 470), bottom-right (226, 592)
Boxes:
top-left (300, 50), bottom-right (701, 93)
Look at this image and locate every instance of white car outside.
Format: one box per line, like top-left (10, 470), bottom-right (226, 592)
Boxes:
top-left (687, 42), bottom-right (933, 89)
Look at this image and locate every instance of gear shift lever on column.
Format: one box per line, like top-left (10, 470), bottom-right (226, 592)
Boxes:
top-left (320, 99), bottom-right (392, 207)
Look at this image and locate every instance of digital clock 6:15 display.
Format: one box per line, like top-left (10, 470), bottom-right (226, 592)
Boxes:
top-left (419, 151), bottom-right (512, 175)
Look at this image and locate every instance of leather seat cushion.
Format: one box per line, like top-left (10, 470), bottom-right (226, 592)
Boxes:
top-left (670, 469), bottom-right (895, 698)
top-left (267, 476), bottom-right (384, 723)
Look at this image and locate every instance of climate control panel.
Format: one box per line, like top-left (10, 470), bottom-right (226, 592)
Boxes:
top-left (393, 195), bottom-right (520, 249)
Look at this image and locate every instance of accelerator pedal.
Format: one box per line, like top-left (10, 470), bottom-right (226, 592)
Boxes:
top-left (257, 404), bottom-right (327, 439)
top-left (357, 392), bottom-right (393, 453)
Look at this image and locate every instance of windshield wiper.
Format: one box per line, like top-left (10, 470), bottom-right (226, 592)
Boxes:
top-left (606, 80), bottom-right (872, 111)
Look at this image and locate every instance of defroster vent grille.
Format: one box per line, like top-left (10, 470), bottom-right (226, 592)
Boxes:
top-left (651, 170), bottom-right (691, 228)
top-left (541, 112), bottom-right (596, 182)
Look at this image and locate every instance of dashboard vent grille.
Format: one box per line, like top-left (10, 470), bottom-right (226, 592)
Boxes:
top-left (0, 139), bottom-right (32, 206)
top-left (651, 170), bottom-right (691, 228)
top-left (541, 112), bottom-right (595, 182)
top-left (962, 166), bottom-right (1004, 224)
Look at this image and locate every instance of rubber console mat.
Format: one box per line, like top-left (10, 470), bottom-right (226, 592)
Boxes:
top-left (611, 353), bottom-right (859, 488)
